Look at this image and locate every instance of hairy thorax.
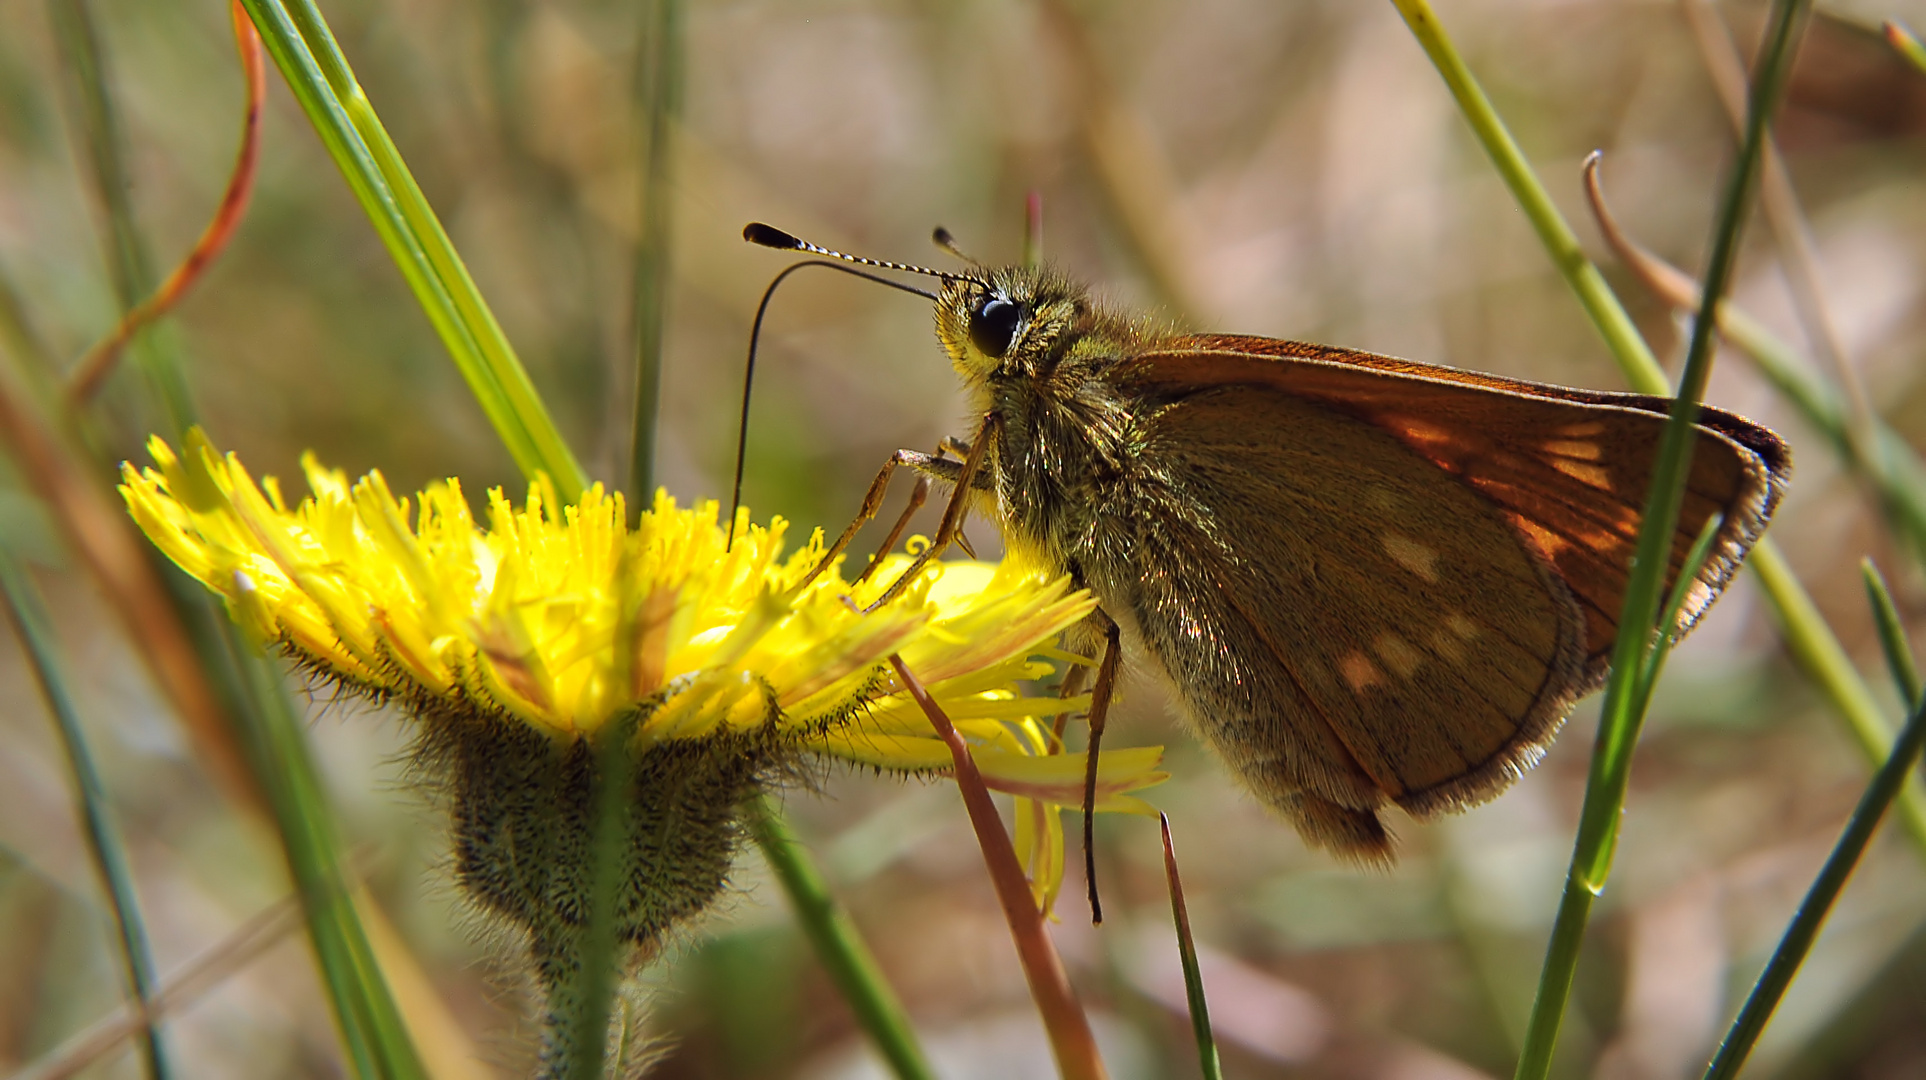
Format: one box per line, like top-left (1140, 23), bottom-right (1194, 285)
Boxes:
top-left (982, 357), bottom-right (1153, 582)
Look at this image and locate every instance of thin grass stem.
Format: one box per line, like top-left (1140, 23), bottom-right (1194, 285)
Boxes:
top-left (1527, 1), bottom-right (1809, 1072)
top-left (1391, 1), bottom-right (1811, 1075)
top-left (233, 0), bottom-right (587, 500)
top-left (69, 1), bottom-right (265, 404)
top-left (746, 795), bottom-right (936, 1080)
top-left (626, 0), bottom-right (682, 513)
top-left (220, 601), bottom-right (427, 1080)
top-left (41, 6), bottom-right (431, 1070)
top-left (0, 545), bottom-right (170, 1080)
top-left (46, 0), bottom-right (196, 440)
top-left (1680, 0), bottom-right (1868, 426)
top-left (10, 890), bottom-right (301, 1080)
top-left (1701, 569), bottom-right (1926, 1079)
top-left (1582, 165), bottom-right (1926, 851)
top-left (1864, 562), bottom-right (1922, 708)
top-left (1157, 815), bottom-right (1220, 1080)
top-left (1386, 12), bottom-right (1908, 879)
top-left (1390, 0), bottom-right (1665, 390)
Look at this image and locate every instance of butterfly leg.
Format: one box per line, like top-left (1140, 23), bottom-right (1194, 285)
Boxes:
top-left (800, 448), bottom-right (955, 592)
top-left (852, 474), bottom-right (932, 586)
top-left (1051, 659), bottom-right (1091, 742)
top-left (1079, 611), bottom-right (1122, 924)
top-left (865, 414), bottom-right (999, 613)
top-left (935, 438), bottom-right (983, 558)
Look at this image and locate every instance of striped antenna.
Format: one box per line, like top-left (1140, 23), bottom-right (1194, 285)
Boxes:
top-left (742, 223), bottom-right (980, 284)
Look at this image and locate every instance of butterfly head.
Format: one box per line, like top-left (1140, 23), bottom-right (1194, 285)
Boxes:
top-left (935, 266), bottom-right (1089, 383)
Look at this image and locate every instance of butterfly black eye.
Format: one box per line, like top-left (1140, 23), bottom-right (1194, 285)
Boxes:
top-left (969, 297), bottom-right (1022, 358)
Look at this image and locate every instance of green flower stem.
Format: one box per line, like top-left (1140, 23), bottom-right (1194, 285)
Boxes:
top-left (556, 714), bottom-right (640, 1080)
top-left (233, 0), bottom-right (587, 501)
top-left (0, 544), bottom-right (170, 1080)
top-left (1702, 570), bottom-right (1926, 1079)
top-left (1392, 2), bottom-right (1811, 1077)
top-left (627, 0), bottom-right (683, 509)
top-left (746, 795), bottom-right (937, 1080)
top-left (1753, 544), bottom-right (1926, 847)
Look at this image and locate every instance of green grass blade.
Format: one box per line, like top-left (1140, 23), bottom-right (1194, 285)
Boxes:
top-left (1387, 3), bottom-right (1926, 862)
top-left (0, 543), bottom-right (171, 1080)
top-left (1701, 579), bottom-right (1926, 1080)
top-left (1718, 309), bottom-right (1926, 564)
top-left (1885, 21), bottom-right (1926, 75)
top-left (1389, 0), bottom-right (1666, 393)
top-left (45, 3), bottom-right (430, 1069)
top-left (220, 597), bottom-right (426, 1080)
top-left (1579, 184), bottom-right (1926, 570)
top-left (1753, 546), bottom-right (1926, 850)
top-left (1397, 0), bottom-right (1926, 860)
top-left (1158, 815), bottom-right (1221, 1080)
top-left (626, 0), bottom-right (683, 507)
top-left (746, 795), bottom-right (937, 1080)
top-left (1552, 0), bottom-right (1808, 1065)
top-left (1391, 2), bottom-right (1812, 1076)
top-left (1863, 561), bottom-right (1922, 707)
top-left (1630, 516), bottom-right (1725, 718)
top-left (232, 0), bottom-right (587, 500)
top-left (47, 0), bottom-right (196, 440)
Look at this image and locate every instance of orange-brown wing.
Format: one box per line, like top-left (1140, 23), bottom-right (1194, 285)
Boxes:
top-left (1128, 335), bottom-right (1789, 680)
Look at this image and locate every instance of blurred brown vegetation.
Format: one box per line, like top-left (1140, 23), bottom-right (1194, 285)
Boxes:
top-left (5, 0), bottom-right (1926, 1077)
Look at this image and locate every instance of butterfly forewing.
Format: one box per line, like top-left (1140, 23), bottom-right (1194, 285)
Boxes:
top-left (1134, 338), bottom-right (1790, 680)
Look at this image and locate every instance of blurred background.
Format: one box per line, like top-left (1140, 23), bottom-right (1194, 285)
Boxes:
top-left (5, 0), bottom-right (1926, 1076)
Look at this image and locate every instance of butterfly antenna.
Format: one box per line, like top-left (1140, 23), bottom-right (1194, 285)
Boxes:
top-left (730, 229), bottom-right (959, 550)
top-left (743, 222), bottom-right (980, 284)
top-left (930, 226), bottom-right (983, 267)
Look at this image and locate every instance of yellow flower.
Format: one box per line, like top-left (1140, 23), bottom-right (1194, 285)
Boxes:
top-left (122, 432), bottom-right (1166, 926)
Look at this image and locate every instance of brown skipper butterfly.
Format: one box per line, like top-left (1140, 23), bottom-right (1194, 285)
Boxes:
top-left (743, 222), bottom-right (1788, 878)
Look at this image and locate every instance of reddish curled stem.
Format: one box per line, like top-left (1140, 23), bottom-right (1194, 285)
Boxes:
top-left (886, 655), bottom-right (1106, 1080)
top-left (69, 0), bottom-right (265, 402)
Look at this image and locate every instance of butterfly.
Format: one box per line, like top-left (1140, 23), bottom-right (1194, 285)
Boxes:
top-left (744, 223), bottom-right (1789, 877)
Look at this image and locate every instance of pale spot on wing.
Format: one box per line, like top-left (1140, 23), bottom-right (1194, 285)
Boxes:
top-left (1373, 632), bottom-right (1424, 678)
top-left (1382, 532), bottom-right (1441, 583)
top-left (1444, 611), bottom-right (1482, 642)
top-left (1543, 440), bottom-right (1602, 460)
top-left (1339, 651), bottom-right (1386, 693)
top-left (1550, 457), bottom-right (1613, 489)
top-left (1511, 516), bottom-right (1570, 557)
top-left (1559, 421), bottom-right (1608, 437)
top-left (1428, 626), bottom-right (1468, 664)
